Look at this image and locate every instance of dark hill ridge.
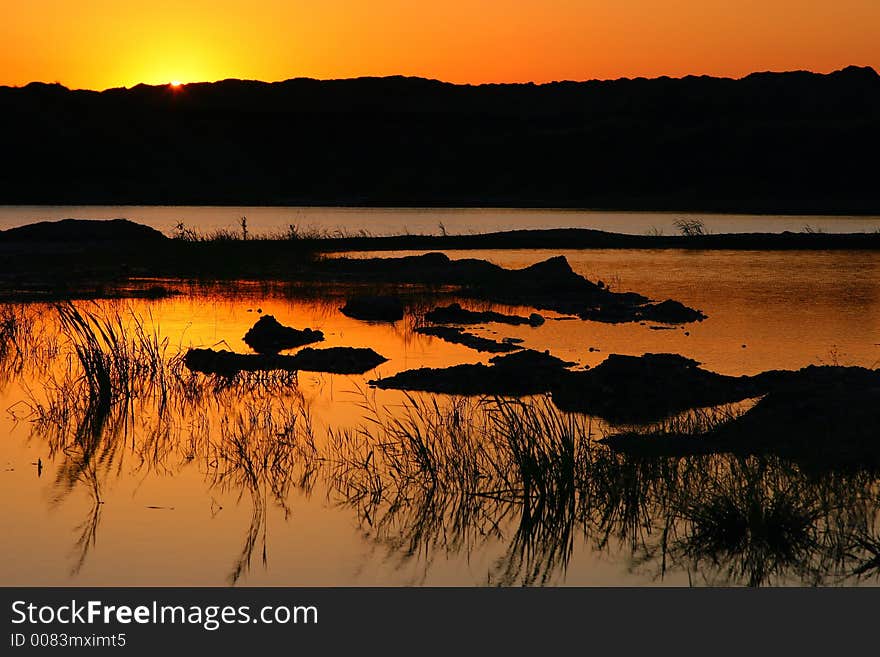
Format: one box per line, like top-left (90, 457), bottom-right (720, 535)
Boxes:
top-left (1, 67), bottom-right (879, 211)
top-left (0, 218), bottom-right (166, 243)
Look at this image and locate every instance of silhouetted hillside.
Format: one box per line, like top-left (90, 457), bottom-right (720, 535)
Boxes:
top-left (1, 66), bottom-right (879, 212)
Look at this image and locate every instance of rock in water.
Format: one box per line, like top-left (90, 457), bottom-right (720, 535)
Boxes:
top-left (638, 299), bottom-right (707, 324)
top-left (369, 349), bottom-right (574, 395)
top-left (243, 315), bottom-right (324, 354)
top-left (184, 346), bottom-right (387, 376)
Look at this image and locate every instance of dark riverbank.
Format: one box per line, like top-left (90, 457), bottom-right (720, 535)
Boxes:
top-left (316, 227), bottom-right (880, 251)
top-left (4, 218), bottom-right (880, 250)
top-left (1, 219), bottom-right (879, 301)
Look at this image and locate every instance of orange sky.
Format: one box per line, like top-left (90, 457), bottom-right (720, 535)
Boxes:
top-left (2, 0), bottom-right (878, 89)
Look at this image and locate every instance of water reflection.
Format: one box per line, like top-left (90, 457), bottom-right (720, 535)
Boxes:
top-left (203, 396), bottom-right (318, 583)
top-left (1, 284), bottom-right (878, 586)
top-left (324, 395), bottom-right (880, 586)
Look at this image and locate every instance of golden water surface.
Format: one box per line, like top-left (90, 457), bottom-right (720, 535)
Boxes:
top-left (1, 249), bottom-right (878, 586)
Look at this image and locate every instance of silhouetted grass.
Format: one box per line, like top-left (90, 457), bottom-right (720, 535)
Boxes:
top-left (324, 392), bottom-right (880, 585)
top-left (200, 394), bottom-right (317, 583)
top-left (674, 218), bottom-right (708, 237)
top-left (0, 305), bottom-right (25, 382)
top-left (6, 302), bottom-right (880, 585)
top-left (172, 220), bottom-right (377, 243)
top-left (16, 305), bottom-right (316, 580)
top-left (676, 459), bottom-right (821, 586)
top-left (850, 532), bottom-right (880, 580)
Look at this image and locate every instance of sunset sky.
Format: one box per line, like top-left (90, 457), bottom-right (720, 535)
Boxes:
top-left (2, 0), bottom-right (878, 90)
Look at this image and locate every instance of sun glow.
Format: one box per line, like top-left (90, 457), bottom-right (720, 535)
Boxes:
top-left (170, 80), bottom-right (183, 87)
top-left (1, 1), bottom-right (878, 89)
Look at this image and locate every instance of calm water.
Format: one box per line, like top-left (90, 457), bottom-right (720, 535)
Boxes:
top-left (2, 206), bottom-right (880, 236)
top-left (1, 249), bottom-right (878, 586)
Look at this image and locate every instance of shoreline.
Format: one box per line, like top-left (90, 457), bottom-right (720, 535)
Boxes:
top-left (0, 218), bottom-right (878, 302)
top-left (315, 227), bottom-right (880, 252)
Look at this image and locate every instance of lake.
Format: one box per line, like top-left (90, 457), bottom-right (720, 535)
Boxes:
top-left (1, 211), bottom-right (879, 587)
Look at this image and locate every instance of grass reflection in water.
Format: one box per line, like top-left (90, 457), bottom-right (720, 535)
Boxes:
top-left (4, 302), bottom-right (879, 586)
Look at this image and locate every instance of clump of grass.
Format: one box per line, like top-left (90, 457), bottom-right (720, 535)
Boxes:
top-left (324, 391), bottom-right (604, 583)
top-left (485, 395), bottom-right (588, 500)
top-left (326, 392), bottom-right (479, 504)
top-left (676, 459), bottom-right (822, 586)
top-left (850, 531), bottom-right (880, 580)
top-left (674, 218), bottom-right (708, 237)
top-left (171, 220), bottom-right (378, 243)
top-left (0, 305), bottom-right (21, 349)
top-left (172, 221), bottom-right (200, 241)
top-left (55, 302), bottom-right (172, 410)
top-left (327, 391), bottom-right (597, 506)
top-left (0, 305), bottom-right (25, 380)
top-left (173, 225), bottom-right (245, 242)
top-left (22, 302), bottom-right (186, 448)
top-left (0, 305), bottom-right (59, 382)
top-left (25, 302), bottom-right (313, 442)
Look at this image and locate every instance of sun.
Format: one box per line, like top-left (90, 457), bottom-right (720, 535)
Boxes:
top-left (170, 80), bottom-right (183, 87)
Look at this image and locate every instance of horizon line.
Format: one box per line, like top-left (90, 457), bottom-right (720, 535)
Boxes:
top-left (3, 64), bottom-right (878, 93)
